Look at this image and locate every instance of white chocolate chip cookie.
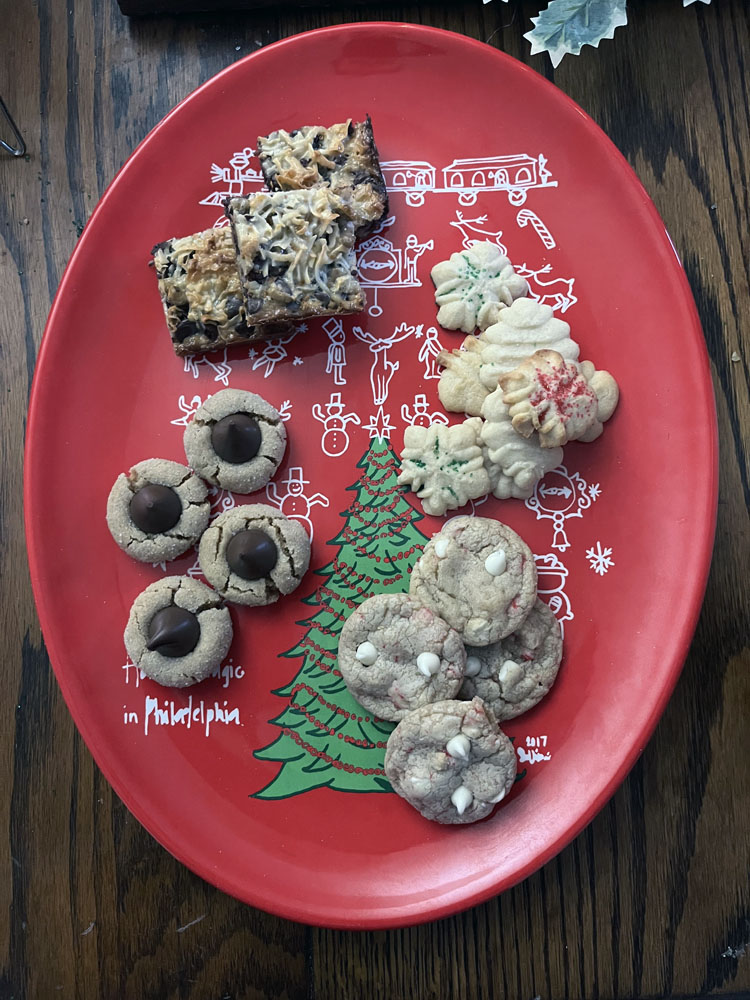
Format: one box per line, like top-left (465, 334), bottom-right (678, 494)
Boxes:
top-left (338, 593), bottom-right (466, 722)
top-left (431, 242), bottom-right (528, 334)
top-left (384, 697), bottom-right (517, 824)
top-left (460, 599), bottom-right (563, 720)
top-left (397, 418), bottom-right (490, 517)
top-left (409, 515), bottom-right (537, 646)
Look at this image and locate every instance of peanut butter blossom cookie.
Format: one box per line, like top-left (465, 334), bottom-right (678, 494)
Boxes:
top-left (106, 458), bottom-right (210, 563)
top-left (124, 576), bottom-right (233, 688)
top-left (384, 697), bottom-right (517, 824)
top-left (198, 503), bottom-right (310, 606)
top-left (409, 516), bottom-right (537, 646)
top-left (338, 593), bottom-right (466, 722)
top-left (460, 598), bottom-right (563, 720)
top-left (183, 388), bottom-right (287, 494)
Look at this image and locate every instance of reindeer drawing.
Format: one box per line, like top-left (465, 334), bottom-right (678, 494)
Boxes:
top-left (183, 350), bottom-right (232, 385)
top-left (516, 263), bottom-right (577, 313)
top-left (449, 211), bottom-right (507, 253)
top-left (352, 323), bottom-right (414, 405)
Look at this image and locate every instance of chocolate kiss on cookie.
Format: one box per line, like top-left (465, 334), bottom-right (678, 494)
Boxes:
top-left (226, 528), bottom-right (278, 580)
top-left (147, 606), bottom-right (201, 658)
top-left (211, 413), bottom-right (262, 464)
top-left (129, 484), bottom-right (182, 533)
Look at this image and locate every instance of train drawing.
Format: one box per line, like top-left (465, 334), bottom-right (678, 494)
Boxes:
top-left (380, 153), bottom-right (557, 207)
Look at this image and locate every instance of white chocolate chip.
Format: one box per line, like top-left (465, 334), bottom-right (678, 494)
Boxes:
top-left (451, 785), bottom-right (473, 815)
top-left (490, 787), bottom-right (507, 804)
top-left (434, 536), bottom-right (450, 558)
top-left (446, 734), bottom-right (471, 760)
top-left (498, 659), bottom-right (524, 690)
top-left (464, 655), bottom-right (482, 678)
top-left (484, 549), bottom-right (507, 576)
top-left (416, 651), bottom-right (441, 677)
top-left (408, 775), bottom-right (432, 798)
top-left (355, 641), bottom-right (377, 666)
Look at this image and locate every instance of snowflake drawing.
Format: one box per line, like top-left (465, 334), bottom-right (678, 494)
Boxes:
top-left (586, 542), bottom-right (614, 576)
top-left (588, 483), bottom-right (602, 501)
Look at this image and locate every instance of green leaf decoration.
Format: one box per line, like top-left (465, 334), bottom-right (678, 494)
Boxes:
top-left (524, 0), bottom-right (628, 68)
top-left (252, 437), bottom-right (429, 800)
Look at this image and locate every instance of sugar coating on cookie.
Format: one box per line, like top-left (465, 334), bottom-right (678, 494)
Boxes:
top-left (106, 458), bottom-right (210, 564)
top-left (183, 388), bottom-right (287, 493)
top-left (124, 575), bottom-right (233, 688)
top-left (338, 593), bottom-right (466, 722)
top-left (431, 242), bottom-right (528, 334)
top-left (384, 697), bottom-right (517, 824)
top-left (198, 503), bottom-right (310, 606)
top-left (460, 599), bottom-right (563, 720)
top-left (409, 516), bottom-right (537, 646)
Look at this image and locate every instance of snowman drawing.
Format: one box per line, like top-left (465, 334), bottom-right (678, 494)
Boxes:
top-left (323, 318), bottom-right (348, 386)
top-left (265, 467), bottom-right (329, 541)
top-left (401, 393), bottom-right (449, 427)
top-left (312, 393), bottom-right (360, 457)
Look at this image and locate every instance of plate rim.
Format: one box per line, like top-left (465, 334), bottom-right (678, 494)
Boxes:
top-left (24, 21), bottom-right (718, 929)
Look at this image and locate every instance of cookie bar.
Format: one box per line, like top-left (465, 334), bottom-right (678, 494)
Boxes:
top-left (257, 117), bottom-right (388, 235)
top-left (151, 228), bottom-right (292, 356)
top-left (384, 698), bottom-right (517, 824)
top-left (226, 189), bottom-right (365, 325)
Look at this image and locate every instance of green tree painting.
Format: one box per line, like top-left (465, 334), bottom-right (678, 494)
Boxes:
top-left (253, 437), bottom-right (428, 799)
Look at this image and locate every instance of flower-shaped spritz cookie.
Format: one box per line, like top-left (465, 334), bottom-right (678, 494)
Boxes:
top-left (431, 242), bottom-right (528, 334)
top-left (398, 418), bottom-right (490, 516)
top-left (499, 350), bottom-right (619, 447)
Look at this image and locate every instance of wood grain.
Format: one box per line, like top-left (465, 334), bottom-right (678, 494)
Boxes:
top-left (1, 1), bottom-right (748, 997)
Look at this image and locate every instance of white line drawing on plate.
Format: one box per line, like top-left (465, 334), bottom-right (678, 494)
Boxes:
top-left (534, 552), bottom-right (574, 637)
top-left (416, 325), bottom-right (444, 379)
top-left (312, 393), bottom-right (361, 457)
top-left (381, 153), bottom-right (557, 207)
top-left (249, 331), bottom-right (299, 379)
top-left (363, 406), bottom-right (395, 440)
top-left (352, 322), bottom-right (414, 405)
top-left (265, 467), bottom-right (329, 541)
top-left (183, 350), bottom-right (232, 386)
top-left (586, 541), bottom-right (615, 575)
top-left (277, 400), bottom-right (292, 422)
top-left (449, 211), bottom-right (508, 253)
top-left (171, 394), bottom-right (204, 427)
top-left (517, 735), bottom-right (552, 765)
top-left (516, 208), bottom-right (556, 249)
top-left (516, 263), bottom-right (577, 313)
top-left (401, 393), bottom-right (449, 428)
top-left (357, 226), bottom-right (433, 317)
top-left (322, 318), bottom-right (348, 385)
top-left (200, 147), bottom-right (267, 227)
top-left (525, 467), bottom-right (599, 552)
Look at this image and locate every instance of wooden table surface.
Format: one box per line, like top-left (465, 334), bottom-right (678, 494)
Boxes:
top-left (2, 1), bottom-right (748, 997)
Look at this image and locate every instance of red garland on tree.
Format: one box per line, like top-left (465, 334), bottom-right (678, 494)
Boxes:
top-left (253, 437), bottom-right (428, 799)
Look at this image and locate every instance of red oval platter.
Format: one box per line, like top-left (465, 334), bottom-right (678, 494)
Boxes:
top-left (25, 24), bottom-right (717, 928)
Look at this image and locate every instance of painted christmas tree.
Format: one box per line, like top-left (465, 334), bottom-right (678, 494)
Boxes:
top-left (253, 437), bottom-right (428, 799)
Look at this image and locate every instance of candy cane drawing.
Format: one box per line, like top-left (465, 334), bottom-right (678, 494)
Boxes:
top-left (352, 322), bottom-right (414, 405)
top-left (516, 209), bottom-right (556, 249)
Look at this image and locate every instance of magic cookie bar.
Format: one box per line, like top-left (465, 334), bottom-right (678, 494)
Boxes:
top-left (151, 228), bottom-right (291, 356)
top-left (256, 117), bottom-right (388, 235)
top-left (226, 188), bottom-right (365, 325)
